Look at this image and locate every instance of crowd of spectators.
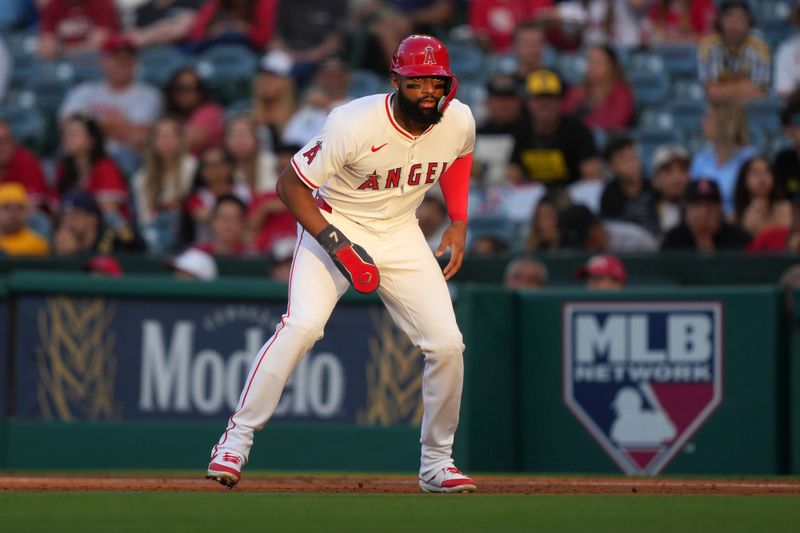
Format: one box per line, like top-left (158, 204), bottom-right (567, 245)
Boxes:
top-left (0, 0), bottom-right (799, 285)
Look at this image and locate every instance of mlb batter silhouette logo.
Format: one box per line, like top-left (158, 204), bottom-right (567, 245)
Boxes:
top-left (563, 302), bottom-right (723, 476)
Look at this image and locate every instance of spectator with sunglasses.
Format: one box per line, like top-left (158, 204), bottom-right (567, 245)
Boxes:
top-left (163, 67), bottom-right (225, 155)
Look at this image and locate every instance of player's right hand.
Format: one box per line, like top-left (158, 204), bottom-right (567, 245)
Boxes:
top-left (316, 224), bottom-right (380, 293)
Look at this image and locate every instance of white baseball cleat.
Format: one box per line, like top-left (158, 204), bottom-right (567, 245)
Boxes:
top-left (419, 465), bottom-right (477, 493)
top-left (207, 451), bottom-right (244, 489)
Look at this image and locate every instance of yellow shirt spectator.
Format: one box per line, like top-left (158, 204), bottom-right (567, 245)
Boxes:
top-left (0, 182), bottom-right (50, 256)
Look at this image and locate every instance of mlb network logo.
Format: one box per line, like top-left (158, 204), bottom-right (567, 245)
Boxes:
top-left (563, 302), bottom-right (723, 476)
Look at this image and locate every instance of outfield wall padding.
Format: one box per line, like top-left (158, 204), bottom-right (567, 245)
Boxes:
top-left (517, 287), bottom-right (787, 475)
top-left (0, 272), bottom-right (795, 475)
top-left (1, 420), bottom-right (420, 471)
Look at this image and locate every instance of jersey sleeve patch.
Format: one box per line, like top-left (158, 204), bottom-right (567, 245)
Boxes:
top-left (291, 157), bottom-right (321, 189)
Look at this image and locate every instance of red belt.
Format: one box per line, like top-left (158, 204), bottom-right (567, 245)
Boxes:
top-left (316, 195), bottom-right (333, 213)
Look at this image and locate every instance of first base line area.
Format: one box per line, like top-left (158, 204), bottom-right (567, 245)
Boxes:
top-left (1, 475), bottom-right (799, 495)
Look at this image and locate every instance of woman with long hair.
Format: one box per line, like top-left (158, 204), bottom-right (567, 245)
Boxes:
top-left (163, 67), bottom-right (225, 155)
top-left (562, 44), bottom-right (635, 131)
top-left (733, 156), bottom-right (791, 235)
top-left (56, 113), bottom-right (130, 223)
top-left (224, 114), bottom-right (279, 194)
top-left (689, 102), bottom-right (757, 214)
top-left (132, 117), bottom-right (197, 251)
top-left (526, 195), bottom-right (561, 252)
top-left (180, 145), bottom-right (251, 245)
top-left (252, 53), bottom-right (297, 136)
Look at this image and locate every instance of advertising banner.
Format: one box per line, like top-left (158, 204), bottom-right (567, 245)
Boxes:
top-left (14, 296), bottom-right (423, 425)
top-left (563, 301), bottom-right (723, 475)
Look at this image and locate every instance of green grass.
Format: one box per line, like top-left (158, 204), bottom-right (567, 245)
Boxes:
top-left (2, 493), bottom-right (799, 533)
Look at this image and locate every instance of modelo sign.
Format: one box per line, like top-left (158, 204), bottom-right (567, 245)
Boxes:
top-left (563, 302), bottom-right (723, 476)
top-left (14, 297), bottom-right (422, 425)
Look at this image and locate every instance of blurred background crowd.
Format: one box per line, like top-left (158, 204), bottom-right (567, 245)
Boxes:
top-left (1, 0), bottom-right (800, 287)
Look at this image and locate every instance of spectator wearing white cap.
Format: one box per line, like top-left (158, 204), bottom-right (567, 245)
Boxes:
top-left (268, 235), bottom-right (296, 282)
top-left (651, 144), bottom-right (691, 235)
top-left (168, 247), bottom-right (218, 280)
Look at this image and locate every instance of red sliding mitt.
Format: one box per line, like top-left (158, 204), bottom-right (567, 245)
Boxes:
top-left (316, 224), bottom-right (380, 293)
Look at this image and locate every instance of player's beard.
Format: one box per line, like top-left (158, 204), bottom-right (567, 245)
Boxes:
top-left (396, 90), bottom-right (444, 128)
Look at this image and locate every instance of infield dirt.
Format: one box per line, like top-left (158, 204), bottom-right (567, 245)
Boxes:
top-left (1, 475), bottom-right (799, 495)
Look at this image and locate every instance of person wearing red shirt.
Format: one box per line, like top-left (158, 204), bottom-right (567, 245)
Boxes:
top-left (38, 0), bottom-right (120, 59)
top-left (562, 44), bottom-right (635, 132)
top-left (247, 191), bottom-right (296, 253)
top-left (469, 0), bottom-right (552, 53)
top-left (0, 120), bottom-right (53, 211)
top-left (188, 0), bottom-right (278, 52)
top-left (56, 114), bottom-right (130, 223)
top-left (645, 0), bottom-right (717, 44)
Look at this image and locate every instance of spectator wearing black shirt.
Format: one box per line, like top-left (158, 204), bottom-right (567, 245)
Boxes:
top-left (509, 69), bottom-right (602, 188)
top-left (774, 92), bottom-right (800, 201)
top-left (474, 73), bottom-right (529, 186)
top-left (662, 178), bottom-right (751, 251)
top-left (126, 0), bottom-right (200, 48)
top-left (270, 0), bottom-right (347, 87)
top-left (599, 136), bottom-right (660, 238)
top-left (54, 190), bottom-right (145, 255)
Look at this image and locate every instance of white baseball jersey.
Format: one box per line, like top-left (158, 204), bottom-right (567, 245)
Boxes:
top-left (211, 91), bottom-right (474, 482)
top-left (290, 94), bottom-right (475, 225)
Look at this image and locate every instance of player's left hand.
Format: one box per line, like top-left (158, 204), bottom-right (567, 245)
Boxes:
top-left (436, 220), bottom-right (467, 281)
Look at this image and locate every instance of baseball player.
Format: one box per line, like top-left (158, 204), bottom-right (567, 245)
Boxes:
top-left (207, 34), bottom-right (477, 493)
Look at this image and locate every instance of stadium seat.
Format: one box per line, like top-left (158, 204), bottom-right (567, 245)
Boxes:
top-left (631, 125), bottom-right (682, 177)
top-left (625, 53), bottom-right (670, 106)
top-left (671, 79), bottom-right (706, 102)
top-left (744, 97), bottom-right (784, 134)
top-left (637, 109), bottom-right (675, 132)
top-left (195, 44), bottom-right (257, 104)
top-left (755, 0), bottom-right (795, 48)
top-left (666, 99), bottom-right (706, 132)
top-left (223, 99), bottom-right (252, 121)
top-left (592, 128), bottom-right (608, 152)
top-left (65, 51), bottom-right (103, 82)
top-left (768, 134), bottom-right (795, 158)
top-left (747, 125), bottom-right (769, 152)
top-left (556, 53), bottom-right (586, 86)
top-left (24, 60), bottom-right (75, 114)
top-left (456, 81), bottom-right (488, 111)
top-left (446, 41), bottom-right (485, 82)
top-left (625, 52), bottom-right (666, 76)
top-left (629, 71), bottom-right (670, 106)
top-left (195, 44), bottom-right (257, 83)
top-left (653, 44), bottom-right (698, 80)
top-left (467, 215), bottom-right (515, 250)
top-left (349, 69), bottom-right (383, 99)
top-left (137, 45), bottom-right (189, 87)
top-left (5, 30), bottom-right (39, 88)
top-left (0, 105), bottom-right (46, 150)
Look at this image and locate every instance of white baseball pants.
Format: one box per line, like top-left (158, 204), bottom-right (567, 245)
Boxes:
top-left (211, 208), bottom-right (465, 476)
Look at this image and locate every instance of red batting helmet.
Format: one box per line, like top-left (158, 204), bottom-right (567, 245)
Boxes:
top-left (391, 34), bottom-right (458, 112)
